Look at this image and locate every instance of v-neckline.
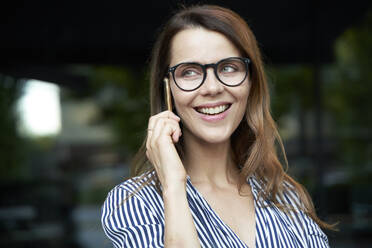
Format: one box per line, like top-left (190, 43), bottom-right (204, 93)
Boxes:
top-left (186, 175), bottom-right (257, 248)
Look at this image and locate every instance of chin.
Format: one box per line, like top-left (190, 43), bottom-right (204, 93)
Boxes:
top-left (194, 128), bottom-right (232, 145)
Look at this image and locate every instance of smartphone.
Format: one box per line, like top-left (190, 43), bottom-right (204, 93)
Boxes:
top-left (164, 78), bottom-right (172, 111)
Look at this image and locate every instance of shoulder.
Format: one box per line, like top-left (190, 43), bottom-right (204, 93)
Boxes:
top-left (249, 176), bottom-right (330, 247)
top-left (249, 175), bottom-right (306, 210)
top-left (114, 171), bottom-right (158, 198)
top-left (103, 171), bottom-right (162, 214)
top-left (279, 181), bottom-right (330, 247)
top-left (101, 171), bottom-right (165, 247)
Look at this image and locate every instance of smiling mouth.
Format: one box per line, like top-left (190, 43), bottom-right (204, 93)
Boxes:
top-left (195, 104), bottom-right (232, 115)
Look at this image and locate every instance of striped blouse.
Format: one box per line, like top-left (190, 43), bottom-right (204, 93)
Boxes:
top-left (101, 172), bottom-right (329, 247)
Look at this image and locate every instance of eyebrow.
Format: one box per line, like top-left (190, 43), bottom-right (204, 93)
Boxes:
top-left (170, 56), bottom-right (243, 68)
top-left (171, 56), bottom-right (234, 66)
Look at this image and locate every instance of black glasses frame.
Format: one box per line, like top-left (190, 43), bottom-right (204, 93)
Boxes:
top-left (167, 57), bottom-right (251, 92)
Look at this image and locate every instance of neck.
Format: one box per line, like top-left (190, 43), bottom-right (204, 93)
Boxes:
top-left (182, 130), bottom-right (240, 188)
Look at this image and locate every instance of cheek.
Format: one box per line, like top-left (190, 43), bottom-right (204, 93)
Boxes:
top-left (173, 100), bottom-right (183, 116)
top-left (171, 90), bottom-right (192, 116)
top-left (234, 87), bottom-right (250, 119)
top-left (235, 84), bottom-right (250, 105)
top-left (170, 85), bottom-right (182, 113)
top-left (241, 90), bottom-right (250, 105)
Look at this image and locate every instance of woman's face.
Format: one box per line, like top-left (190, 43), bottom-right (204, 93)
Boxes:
top-left (169, 27), bottom-right (250, 145)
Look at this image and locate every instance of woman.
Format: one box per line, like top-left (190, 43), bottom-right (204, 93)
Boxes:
top-left (102, 4), bottom-right (333, 248)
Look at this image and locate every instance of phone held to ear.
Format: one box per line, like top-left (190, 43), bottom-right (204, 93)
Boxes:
top-left (164, 78), bottom-right (172, 111)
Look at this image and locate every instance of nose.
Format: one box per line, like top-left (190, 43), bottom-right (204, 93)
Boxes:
top-left (199, 67), bottom-right (224, 96)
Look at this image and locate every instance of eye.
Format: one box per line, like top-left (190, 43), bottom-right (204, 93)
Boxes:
top-left (182, 69), bottom-right (199, 77)
top-left (218, 59), bottom-right (245, 74)
top-left (221, 65), bottom-right (236, 73)
top-left (176, 64), bottom-right (203, 79)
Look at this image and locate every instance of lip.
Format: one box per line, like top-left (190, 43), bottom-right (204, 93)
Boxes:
top-left (193, 103), bottom-right (232, 122)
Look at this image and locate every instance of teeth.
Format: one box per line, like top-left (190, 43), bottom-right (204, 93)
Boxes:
top-left (197, 104), bottom-right (229, 115)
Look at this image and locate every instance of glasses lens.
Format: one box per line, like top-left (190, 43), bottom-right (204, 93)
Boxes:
top-left (217, 58), bottom-right (247, 86)
top-left (174, 63), bottom-right (204, 91)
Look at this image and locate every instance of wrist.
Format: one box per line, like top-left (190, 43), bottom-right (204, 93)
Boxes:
top-left (162, 181), bottom-right (187, 197)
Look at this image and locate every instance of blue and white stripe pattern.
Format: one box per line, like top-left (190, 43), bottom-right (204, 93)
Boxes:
top-left (101, 172), bottom-right (329, 247)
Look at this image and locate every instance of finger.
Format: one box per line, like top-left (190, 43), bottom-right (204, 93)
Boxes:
top-left (172, 128), bottom-right (182, 143)
top-left (150, 118), bottom-right (166, 149)
top-left (148, 113), bottom-right (181, 151)
top-left (155, 110), bottom-right (181, 122)
top-left (158, 119), bottom-right (182, 144)
top-left (146, 130), bottom-right (152, 151)
top-left (147, 115), bottom-right (158, 149)
top-left (148, 115), bottom-right (157, 131)
top-left (146, 125), bottom-right (152, 148)
top-left (166, 111), bottom-right (181, 122)
top-left (151, 118), bottom-right (180, 148)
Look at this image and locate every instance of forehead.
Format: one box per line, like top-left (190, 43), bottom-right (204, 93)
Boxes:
top-left (170, 27), bottom-right (241, 66)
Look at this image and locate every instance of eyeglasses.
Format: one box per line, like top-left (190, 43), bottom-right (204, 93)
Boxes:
top-left (167, 57), bottom-right (251, 91)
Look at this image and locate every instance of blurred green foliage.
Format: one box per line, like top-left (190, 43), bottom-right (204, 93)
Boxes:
top-left (68, 65), bottom-right (150, 155)
top-left (0, 76), bottom-right (27, 181)
top-left (263, 11), bottom-right (372, 191)
top-left (268, 64), bottom-right (319, 190)
top-left (325, 10), bottom-right (372, 182)
top-left (78, 184), bottom-right (114, 204)
top-left (269, 66), bottom-right (315, 120)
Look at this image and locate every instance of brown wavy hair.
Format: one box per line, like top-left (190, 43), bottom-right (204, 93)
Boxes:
top-left (130, 4), bottom-right (334, 230)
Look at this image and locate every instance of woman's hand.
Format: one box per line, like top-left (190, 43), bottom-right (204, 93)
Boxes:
top-left (146, 110), bottom-right (186, 190)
